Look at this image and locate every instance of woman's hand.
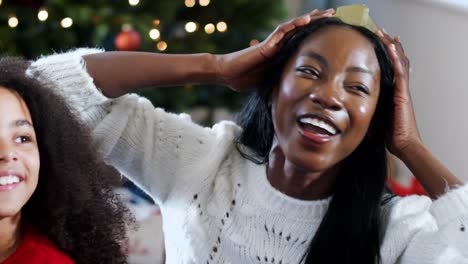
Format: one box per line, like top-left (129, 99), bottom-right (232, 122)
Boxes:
top-left (376, 30), bottom-right (422, 158)
top-left (378, 30), bottom-right (463, 197)
top-left (215, 9), bottom-right (335, 92)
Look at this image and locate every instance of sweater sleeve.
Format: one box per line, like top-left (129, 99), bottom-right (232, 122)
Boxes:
top-left (27, 48), bottom-right (242, 205)
top-left (381, 184), bottom-right (468, 264)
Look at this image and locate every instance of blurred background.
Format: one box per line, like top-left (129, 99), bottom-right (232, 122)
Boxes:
top-left (1, 0), bottom-right (467, 262)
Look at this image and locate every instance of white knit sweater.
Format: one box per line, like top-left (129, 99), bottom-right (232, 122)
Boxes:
top-left (27, 49), bottom-right (468, 264)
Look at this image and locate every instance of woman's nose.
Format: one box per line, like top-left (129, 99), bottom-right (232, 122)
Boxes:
top-left (308, 82), bottom-right (343, 111)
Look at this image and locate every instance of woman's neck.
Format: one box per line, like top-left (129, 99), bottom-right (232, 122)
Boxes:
top-left (0, 214), bottom-right (22, 262)
top-left (267, 146), bottom-right (339, 201)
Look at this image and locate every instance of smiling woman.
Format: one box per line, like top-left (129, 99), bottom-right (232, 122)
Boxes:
top-left (27, 6), bottom-right (468, 264)
top-left (0, 58), bottom-right (131, 264)
top-left (235, 18), bottom-right (395, 263)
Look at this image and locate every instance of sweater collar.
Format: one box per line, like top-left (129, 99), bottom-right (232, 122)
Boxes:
top-left (245, 161), bottom-right (332, 221)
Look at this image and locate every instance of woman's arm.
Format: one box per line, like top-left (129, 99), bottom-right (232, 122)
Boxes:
top-left (398, 142), bottom-right (462, 198)
top-left (83, 9), bottom-right (335, 98)
top-left (83, 52), bottom-right (218, 98)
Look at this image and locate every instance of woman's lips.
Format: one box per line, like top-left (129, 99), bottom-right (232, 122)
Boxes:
top-left (297, 123), bottom-right (337, 145)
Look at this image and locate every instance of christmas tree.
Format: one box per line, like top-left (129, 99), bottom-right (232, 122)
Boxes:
top-left (0, 0), bottom-right (286, 117)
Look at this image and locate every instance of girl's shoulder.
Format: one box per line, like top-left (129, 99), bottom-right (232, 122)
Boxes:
top-left (3, 226), bottom-right (74, 264)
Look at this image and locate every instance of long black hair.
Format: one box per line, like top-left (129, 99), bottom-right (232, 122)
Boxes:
top-left (236, 18), bottom-right (395, 263)
top-left (0, 57), bottom-right (131, 264)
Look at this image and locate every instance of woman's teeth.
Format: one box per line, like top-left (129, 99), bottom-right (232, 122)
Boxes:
top-left (0, 175), bottom-right (21, 185)
top-left (299, 117), bottom-right (337, 135)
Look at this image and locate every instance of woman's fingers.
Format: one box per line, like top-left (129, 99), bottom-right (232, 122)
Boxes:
top-left (377, 29), bottom-right (410, 79)
top-left (264, 9), bottom-right (334, 53)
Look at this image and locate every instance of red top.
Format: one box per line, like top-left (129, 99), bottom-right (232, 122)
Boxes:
top-left (2, 226), bottom-right (74, 264)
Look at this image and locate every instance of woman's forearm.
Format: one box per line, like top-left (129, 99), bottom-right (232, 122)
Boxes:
top-left (400, 142), bottom-right (463, 199)
top-left (83, 52), bottom-right (220, 98)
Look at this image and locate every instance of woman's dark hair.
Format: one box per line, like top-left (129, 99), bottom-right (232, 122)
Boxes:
top-left (236, 17), bottom-right (395, 264)
top-left (0, 57), bottom-right (131, 264)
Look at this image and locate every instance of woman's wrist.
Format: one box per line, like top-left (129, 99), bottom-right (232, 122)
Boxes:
top-left (195, 53), bottom-right (224, 85)
top-left (395, 138), bottom-right (424, 163)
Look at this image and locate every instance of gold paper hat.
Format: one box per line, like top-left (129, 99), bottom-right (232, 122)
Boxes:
top-left (333, 4), bottom-right (378, 33)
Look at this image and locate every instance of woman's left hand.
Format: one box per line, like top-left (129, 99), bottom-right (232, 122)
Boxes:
top-left (376, 30), bottom-right (422, 158)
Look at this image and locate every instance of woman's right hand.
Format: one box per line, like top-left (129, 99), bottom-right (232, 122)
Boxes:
top-left (215, 9), bottom-right (335, 92)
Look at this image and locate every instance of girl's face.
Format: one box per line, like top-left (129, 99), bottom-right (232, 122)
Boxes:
top-left (0, 87), bottom-right (39, 218)
top-left (271, 26), bottom-right (381, 173)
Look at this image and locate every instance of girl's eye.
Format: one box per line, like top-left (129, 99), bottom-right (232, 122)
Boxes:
top-left (15, 136), bottom-right (31, 144)
top-left (296, 67), bottom-right (320, 79)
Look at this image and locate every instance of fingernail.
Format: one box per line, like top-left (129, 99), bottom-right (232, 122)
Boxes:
top-left (396, 36), bottom-right (401, 42)
top-left (382, 28), bottom-right (388, 34)
top-left (326, 8), bottom-right (334, 12)
top-left (390, 43), bottom-right (396, 51)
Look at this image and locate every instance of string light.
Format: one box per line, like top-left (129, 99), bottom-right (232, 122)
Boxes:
top-left (38, 9), bottom-right (49, 22)
top-left (122, 24), bottom-right (133, 32)
top-left (185, 0), bottom-right (195, 7)
top-left (129, 0), bottom-right (140, 6)
top-left (185, 22), bottom-right (198, 33)
top-left (149, 28), bottom-right (160, 40)
top-left (153, 19), bottom-right (160, 26)
top-left (8, 17), bottom-right (19, 28)
top-left (204, 23), bottom-right (215, 34)
top-left (157, 41), bottom-right (167, 51)
top-left (199, 0), bottom-right (210, 6)
top-left (0, 0), bottom-right (3, 6)
top-left (216, 21), bottom-right (227, 32)
top-left (61, 17), bottom-right (73, 28)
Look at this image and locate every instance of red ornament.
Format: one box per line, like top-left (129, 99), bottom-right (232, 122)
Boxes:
top-left (114, 30), bottom-right (141, 51)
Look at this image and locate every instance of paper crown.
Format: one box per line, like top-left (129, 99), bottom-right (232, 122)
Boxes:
top-left (333, 4), bottom-right (378, 33)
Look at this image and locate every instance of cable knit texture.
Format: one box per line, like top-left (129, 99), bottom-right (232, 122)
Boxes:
top-left (28, 49), bottom-right (468, 264)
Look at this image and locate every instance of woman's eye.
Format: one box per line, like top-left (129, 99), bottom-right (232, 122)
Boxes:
top-left (348, 85), bottom-right (370, 95)
top-left (296, 67), bottom-right (320, 79)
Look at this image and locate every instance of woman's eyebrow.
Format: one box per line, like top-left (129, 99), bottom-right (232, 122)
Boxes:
top-left (299, 51), bottom-right (329, 70)
top-left (347, 66), bottom-right (378, 81)
top-left (347, 66), bottom-right (372, 75)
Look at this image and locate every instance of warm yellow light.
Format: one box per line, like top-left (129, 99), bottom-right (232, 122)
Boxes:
top-left (0, 0), bottom-right (3, 6)
top-left (149, 28), bottom-right (160, 40)
top-left (8, 17), bottom-right (19, 28)
top-left (185, 0), bottom-right (195, 7)
top-left (129, 0), bottom-right (140, 6)
top-left (60, 17), bottom-right (73, 28)
top-left (204, 23), bottom-right (215, 34)
top-left (216, 21), bottom-right (227, 32)
top-left (157, 41), bottom-right (167, 51)
top-left (153, 19), bottom-right (160, 26)
top-left (38, 9), bottom-right (49, 21)
top-left (121, 24), bottom-right (133, 32)
top-left (185, 22), bottom-right (198, 33)
top-left (199, 0), bottom-right (210, 6)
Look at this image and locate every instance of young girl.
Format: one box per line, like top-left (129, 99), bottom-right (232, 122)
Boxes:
top-left (28, 8), bottom-right (468, 264)
top-left (0, 57), bottom-right (130, 263)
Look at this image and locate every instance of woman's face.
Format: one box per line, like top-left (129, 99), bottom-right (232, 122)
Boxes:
top-left (271, 26), bottom-right (381, 173)
top-left (0, 87), bottom-right (39, 218)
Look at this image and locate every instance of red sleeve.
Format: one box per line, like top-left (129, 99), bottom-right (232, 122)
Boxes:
top-left (2, 226), bottom-right (74, 264)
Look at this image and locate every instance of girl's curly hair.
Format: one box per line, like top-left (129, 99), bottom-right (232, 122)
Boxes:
top-left (0, 56), bottom-right (132, 264)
